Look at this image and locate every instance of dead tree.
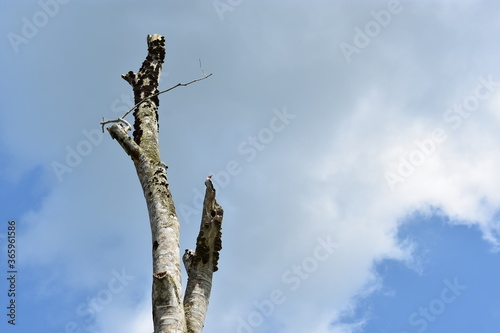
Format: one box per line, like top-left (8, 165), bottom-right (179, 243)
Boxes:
top-left (101, 34), bottom-right (223, 333)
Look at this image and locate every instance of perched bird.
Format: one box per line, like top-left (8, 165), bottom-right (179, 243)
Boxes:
top-left (205, 175), bottom-right (214, 189)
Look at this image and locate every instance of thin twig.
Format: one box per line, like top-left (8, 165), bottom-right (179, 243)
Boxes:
top-left (100, 72), bottom-right (213, 132)
top-left (100, 117), bottom-right (132, 133)
top-left (199, 59), bottom-right (206, 76)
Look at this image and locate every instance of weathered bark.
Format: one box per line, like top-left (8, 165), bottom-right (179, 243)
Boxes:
top-left (183, 179), bottom-right (223, 333)
top-left (106, 34), bottom-right (223, 333)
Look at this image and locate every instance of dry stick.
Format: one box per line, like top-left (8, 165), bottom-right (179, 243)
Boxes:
top-left (101, 72), bottom-right (213, 132)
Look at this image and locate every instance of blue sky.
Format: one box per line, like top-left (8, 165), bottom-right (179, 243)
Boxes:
top-left (1, 1), bottom-right (500, 332)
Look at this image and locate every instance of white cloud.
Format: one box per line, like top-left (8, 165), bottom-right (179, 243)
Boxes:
top-left (6, 1), bottom-right (500, 333)
top-left (299, 84), bottom-right (500, 331)
top-left (93, 288), bottom-right (153, 333)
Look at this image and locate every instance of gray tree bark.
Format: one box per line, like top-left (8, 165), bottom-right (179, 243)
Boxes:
top-left (105, 34), bottom-right (223, 333)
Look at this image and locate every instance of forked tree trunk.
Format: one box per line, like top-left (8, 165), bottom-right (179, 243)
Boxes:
top-left (105, 34), bottom-right (223, 333)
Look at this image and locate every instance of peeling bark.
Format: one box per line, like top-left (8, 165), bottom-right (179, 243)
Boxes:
top-left (105, 34), bottom-right (223, 333)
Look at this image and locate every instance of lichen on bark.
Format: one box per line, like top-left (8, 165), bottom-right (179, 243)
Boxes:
top-left (105, 34), bottom-right (223, 333)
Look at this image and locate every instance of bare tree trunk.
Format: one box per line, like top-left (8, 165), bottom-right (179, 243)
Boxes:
top-left (105, 34), bottom-right (223, 333)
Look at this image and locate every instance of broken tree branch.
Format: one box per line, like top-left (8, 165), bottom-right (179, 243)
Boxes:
top-left (183, 177), bottom-right (223, 333)
top-left (107, 123), bottom-right (141, 160)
